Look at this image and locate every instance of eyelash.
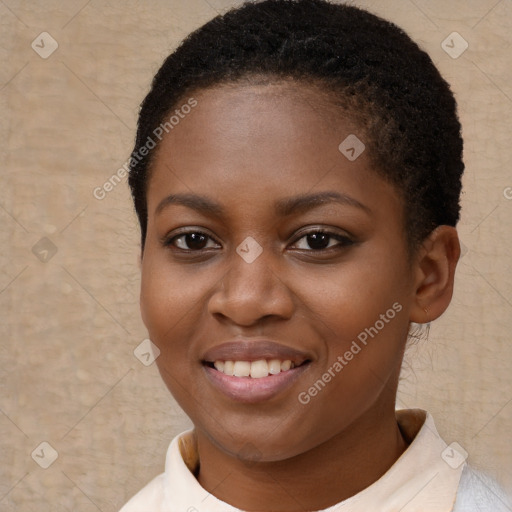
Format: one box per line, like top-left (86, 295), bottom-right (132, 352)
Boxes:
top-left (163, 228), bottom-right (354, 253)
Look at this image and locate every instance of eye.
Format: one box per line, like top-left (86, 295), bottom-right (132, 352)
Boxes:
top-left (165, 230), bottom-right (221, 251)
top-left (291, 229), bottom-right (354, 251)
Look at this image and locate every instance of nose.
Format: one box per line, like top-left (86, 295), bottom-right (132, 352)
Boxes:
top-left (207, 247), bottom-right (295, 327)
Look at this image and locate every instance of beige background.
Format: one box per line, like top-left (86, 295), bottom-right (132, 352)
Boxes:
top-left (1, 0), bottom-right (511, 510)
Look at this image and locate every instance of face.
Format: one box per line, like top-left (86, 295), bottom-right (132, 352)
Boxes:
top-left (140, 82), bottom-right (416, 462)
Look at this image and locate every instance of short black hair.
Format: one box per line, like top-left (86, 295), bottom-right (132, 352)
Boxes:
top-left (128, 0), bottom-right (464, 252)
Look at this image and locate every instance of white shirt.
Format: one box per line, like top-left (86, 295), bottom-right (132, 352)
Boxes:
top-left (120, 409), bottom-right (511, 511)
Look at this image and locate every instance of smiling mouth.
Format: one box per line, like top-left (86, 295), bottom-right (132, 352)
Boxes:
top-left (203, 358), bottom-right (311, 378)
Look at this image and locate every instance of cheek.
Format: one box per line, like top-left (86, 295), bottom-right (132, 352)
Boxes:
top-left (292, 250), bottom-right (411, 395)
top-left (139, 251), bottom-right (206, 399)
top-left (139, 248), bottom-right (221, 351)
top-left (295, 253), bottom-right (408, 336)
top-left (141, 247), bottom-right (193, 322)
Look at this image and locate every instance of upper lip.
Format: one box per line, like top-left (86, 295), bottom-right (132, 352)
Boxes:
top-left (201, 339), bottom-right (312, 365)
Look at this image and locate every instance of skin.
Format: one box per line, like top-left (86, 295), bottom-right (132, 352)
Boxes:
top-left (139, 81), bottom-right (460, 511)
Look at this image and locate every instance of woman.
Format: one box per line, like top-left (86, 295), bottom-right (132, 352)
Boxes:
top-left (120, 1), bottom-right (511, 510)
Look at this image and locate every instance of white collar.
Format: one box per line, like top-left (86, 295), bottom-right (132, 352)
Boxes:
top-left (160, 409), bottom-right (465, 512)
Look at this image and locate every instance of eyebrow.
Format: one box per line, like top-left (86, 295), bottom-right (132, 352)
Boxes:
top-left (155, 191), bottom-right (371, 217)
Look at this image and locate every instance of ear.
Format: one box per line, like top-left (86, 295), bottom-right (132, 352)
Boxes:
top-left (409, 225), bottom-right (461, 324)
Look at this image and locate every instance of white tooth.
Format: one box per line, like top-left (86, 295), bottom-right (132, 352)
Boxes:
top-left (281, 360), bottom-right (292, 371)
top-left (268, 359), bottom-right (282, 375)
top-left (233, 361), bottom-right (251, 377)
top-left (214, 361), bottom-right (224, 372)
top-left (250, 359), bottom-right (269, 378)
top-left (224, 360), bottom-right (235, 376)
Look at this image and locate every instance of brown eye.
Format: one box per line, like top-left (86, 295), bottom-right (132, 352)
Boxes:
top-left (167, 231), bottom-right (220, 251)
top-left (306, 232), bottom-right (330, 250)
top-left (292, 230), bottom-right (354, 251)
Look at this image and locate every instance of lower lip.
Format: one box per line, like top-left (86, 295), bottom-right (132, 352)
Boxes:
top-left (203, 363), bottom-right (310, 404)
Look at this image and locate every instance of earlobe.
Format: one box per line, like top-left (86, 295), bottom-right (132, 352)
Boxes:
top-left (409, 226), bottom-right (461, 324)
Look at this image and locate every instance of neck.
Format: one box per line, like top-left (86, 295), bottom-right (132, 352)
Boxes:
top-left (196, 403), bottom-right (408, 511)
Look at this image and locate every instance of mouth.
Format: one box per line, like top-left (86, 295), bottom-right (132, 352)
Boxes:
top-left (201, 340), bottom-right (313, 404)
top-left (200, 339), bottom-right (313, 403)
top-left (202, 360), bottom-right (312, 403)
top-left (202, 358), bottom-right (311, 378)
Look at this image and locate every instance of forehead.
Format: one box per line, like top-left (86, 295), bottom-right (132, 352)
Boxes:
top-left (149, 82), bottom-right (358, 178)
top-left (146, 81), bottom-right (402, 225)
